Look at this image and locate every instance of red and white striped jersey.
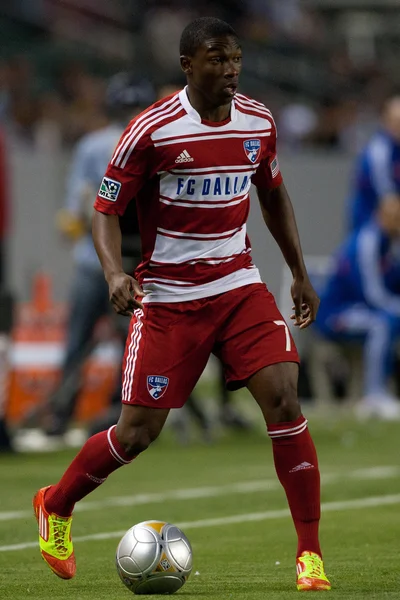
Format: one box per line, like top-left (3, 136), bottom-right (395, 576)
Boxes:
top-left (94, 87), bottom-right (283, 303)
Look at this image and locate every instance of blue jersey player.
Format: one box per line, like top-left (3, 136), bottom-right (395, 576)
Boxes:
top-left (316, 200), bottom-right (400, 419)
top-left (348, 96), bottom-right (400, 232)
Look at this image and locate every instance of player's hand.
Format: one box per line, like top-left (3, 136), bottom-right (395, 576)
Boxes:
top-left (56, 209), bottom-right (88, 240)
top-left (290, 276), bottom-right (320, 330)
top-left (107, 272), bottom-right (146, 316)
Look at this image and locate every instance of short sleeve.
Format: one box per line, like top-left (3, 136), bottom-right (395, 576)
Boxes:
top-left (94, 127), bottom-right (152, 216)
top-left (251, 121), bottom-right (283, 190)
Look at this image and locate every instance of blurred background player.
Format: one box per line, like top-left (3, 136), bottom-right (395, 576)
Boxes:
top-left (22, 74), bottom-right (156, 445)
top-left (316, 199), bottom-right (400, 420)
top-left (322, 94), bottom-right (400, 402)
top-left (348, 95), bottom-right (400, 233)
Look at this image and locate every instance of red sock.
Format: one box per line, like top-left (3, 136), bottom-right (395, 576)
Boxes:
top-left (268, 415), bottom-right (321, 557)
top-left (45, 425), bottom-right (134, 517)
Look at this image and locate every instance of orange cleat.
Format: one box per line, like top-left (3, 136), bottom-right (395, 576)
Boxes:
top-left (296, 551), bottom-right (331, 591)
top-left (33, 486), bottom-right (76, 580)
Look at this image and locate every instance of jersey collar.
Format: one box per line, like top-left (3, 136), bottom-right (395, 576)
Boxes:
top-left (179, 85), bottom-right (237, 125)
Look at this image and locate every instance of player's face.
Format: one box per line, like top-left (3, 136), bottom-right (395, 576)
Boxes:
top-left (182, 35), bottom-right (242, 106)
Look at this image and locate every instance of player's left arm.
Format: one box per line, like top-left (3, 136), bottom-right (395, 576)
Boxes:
top-left (256, 182), bottom-right (319, 329)
top-left (252, 117), bottom-right (319, 328)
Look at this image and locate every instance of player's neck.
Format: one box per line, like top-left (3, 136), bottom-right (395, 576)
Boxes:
top-left (186, 87), bottom-right (231, 122)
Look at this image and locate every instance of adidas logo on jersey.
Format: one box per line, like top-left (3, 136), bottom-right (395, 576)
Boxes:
top-left (175, 150), bottom-right (194, 163)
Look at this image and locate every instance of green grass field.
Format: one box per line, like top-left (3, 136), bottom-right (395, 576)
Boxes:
top-left (1, 407), bottom-right (399, 600)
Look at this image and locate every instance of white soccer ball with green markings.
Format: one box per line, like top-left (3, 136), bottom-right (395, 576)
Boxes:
top-left (116, 520), bottom-right (193, 594)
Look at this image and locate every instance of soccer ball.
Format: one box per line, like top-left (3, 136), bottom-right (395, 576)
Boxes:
top-left (116, 520), bottom-right (193, 594)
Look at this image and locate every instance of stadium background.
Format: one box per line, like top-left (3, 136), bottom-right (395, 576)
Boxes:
top-left (0, 2), bottom-right (399, 600)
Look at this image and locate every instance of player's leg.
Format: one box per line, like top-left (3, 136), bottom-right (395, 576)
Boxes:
top-left (246, 363), bottom-right (330, 591)
top-left (34, 300), bottom-right (214, 579)
top-left (45, 266), bottom-right (110, 434)
top-left (215, 284), bottom-right (330, 591)
top-left (218, 361), bottom-right (252, 430)
top-left (45, 405), bottom-right (170, 516)
top-left (318, 304), bottom-right (400, 418)
top-left (87, 313), bottom-right (130, 436)
top-left (356, 309), bottom-right (400, 417)
top-left (185, 394), bottom-right (212, 443)
top-left (33, 404), bottom-right (169, 580)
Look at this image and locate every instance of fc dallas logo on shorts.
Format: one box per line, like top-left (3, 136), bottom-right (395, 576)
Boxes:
top-left (147, 375), bottom-right (169, 399)
top-left (243, 138), bottom-right (261, 163)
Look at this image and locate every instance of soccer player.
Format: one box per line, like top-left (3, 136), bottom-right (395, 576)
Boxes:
top-left (33, 17), bottom-right (330, 591)
top-left (348, 95), bottom-right (400, 233)
top-left (30, 74), bottom-right (155, 442)
top-left (316, 199), bottom-right (400, 420)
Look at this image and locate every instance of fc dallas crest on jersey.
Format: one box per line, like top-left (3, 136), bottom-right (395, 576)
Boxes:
top-left (243, 138), bottom-right (261, 163)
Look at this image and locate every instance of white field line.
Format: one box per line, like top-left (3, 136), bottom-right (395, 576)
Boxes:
top-left (0, 465), bottom-right (399, 523)
top-left (1, 493), bottom-right (400, 553)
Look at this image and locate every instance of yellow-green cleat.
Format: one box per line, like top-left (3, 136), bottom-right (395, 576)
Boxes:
top-left (33, 486), bottom-right (76, 579)
top-left (296, 551), bottom-right (331, 591)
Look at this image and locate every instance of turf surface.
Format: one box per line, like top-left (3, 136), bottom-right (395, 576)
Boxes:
top-left (1, 407), bottom-right (399, 599)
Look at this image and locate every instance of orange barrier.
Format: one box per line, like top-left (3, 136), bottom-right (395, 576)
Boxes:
top-left (6, 272), bottom-right (120, 424)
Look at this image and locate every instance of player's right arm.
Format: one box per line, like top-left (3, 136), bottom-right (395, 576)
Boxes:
top-left (93, 125), bottom-right (152, 315)
top-left (92, 211), bottom-right (145, 314)
top-left (367, 135), bottom-right (400, 213)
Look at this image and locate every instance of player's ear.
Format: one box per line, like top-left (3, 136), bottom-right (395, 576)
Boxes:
top-left (180, 55), bottom-right (192, 75)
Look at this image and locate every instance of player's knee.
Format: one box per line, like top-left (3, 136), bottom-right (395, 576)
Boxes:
top-left (117, 425), bottom-right (155, 456)
top-left (270, 379), bottom-right (300, 421)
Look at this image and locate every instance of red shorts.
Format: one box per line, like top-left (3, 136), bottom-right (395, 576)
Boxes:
top-left (121, 283), bottom-right (299, 408)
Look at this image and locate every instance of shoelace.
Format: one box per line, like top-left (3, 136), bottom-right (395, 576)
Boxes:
top-left (51, 518), bottom-right (71, 556)
top-left (300, 554), bottom-right (322, 578)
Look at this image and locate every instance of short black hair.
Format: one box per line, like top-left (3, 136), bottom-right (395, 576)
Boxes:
top-left (180, 17), bottom-right (238, 57)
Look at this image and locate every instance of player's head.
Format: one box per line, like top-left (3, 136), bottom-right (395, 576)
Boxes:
top-left (105, 73), bottom-right (156, 122)
top-left (382, 95), bottom-right (400, 141)
top-left (180, 17), bottom-right (242, 106)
